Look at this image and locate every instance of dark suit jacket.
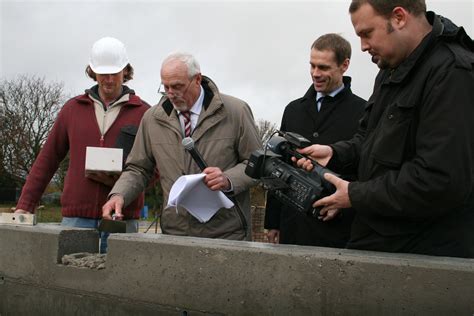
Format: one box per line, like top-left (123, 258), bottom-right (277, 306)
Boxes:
top-left (264, 76), bottom-right (366, 247)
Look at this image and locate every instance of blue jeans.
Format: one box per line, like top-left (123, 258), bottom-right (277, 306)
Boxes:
top-left (61, 217), bottom-right (139, 254)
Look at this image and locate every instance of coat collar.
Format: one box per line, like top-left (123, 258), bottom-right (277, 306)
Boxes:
top-left (385, 12), bottom-right (472, 84)
top-left (160, 76), bottom-right (216, 116)
top-left (153, 76), bottom-right (226, 141)
top-left (300, 76), bottom-right (353, 104)
top-left (74, 85), bottom-right (143, 107)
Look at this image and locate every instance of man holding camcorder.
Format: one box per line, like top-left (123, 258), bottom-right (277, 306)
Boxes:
top-left (296, 0), bottom-right (474, 258)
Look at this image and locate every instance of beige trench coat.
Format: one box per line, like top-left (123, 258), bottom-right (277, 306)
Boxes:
top-left (110, 76), bottom-right (262, 240)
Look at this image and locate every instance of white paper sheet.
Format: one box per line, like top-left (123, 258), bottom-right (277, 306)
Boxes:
top-left (167, 174), bottom-right (234, 223)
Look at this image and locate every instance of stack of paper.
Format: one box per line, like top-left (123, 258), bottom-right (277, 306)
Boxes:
top-left (167, 174), bottom-right (234, 223)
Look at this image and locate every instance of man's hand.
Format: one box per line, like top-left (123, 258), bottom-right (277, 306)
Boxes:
top-left (86, 171), bottom-right (120, 187)
top-left (203, 167), bottom-right (231, 191)
top-left (266, 229), bottom-right (280, 244)
top-left (313, 173), bottom-right (351, 220)
top-left (14, 209), bottom-right (31, 214)
top-left (293, 144), bottom-right (333, 171)
top-left (102, 194), bottom-right (125, 220)
top-left (318, 208), bottom-right (341, 222)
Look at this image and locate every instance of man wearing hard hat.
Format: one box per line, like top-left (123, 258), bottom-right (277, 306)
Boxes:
top-left (14, 37), bottom-right (150, 253)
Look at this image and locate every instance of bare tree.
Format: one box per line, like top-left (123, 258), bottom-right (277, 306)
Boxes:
top-left (255, 119), bottom-right (278, 144)
top-left (251, 119), bottom-right (278, 208)
top-left (0, 75), bottom-right (66, 186)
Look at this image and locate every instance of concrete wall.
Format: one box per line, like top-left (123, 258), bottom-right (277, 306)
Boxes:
top-left (0, 223), bottom-right (473, 315)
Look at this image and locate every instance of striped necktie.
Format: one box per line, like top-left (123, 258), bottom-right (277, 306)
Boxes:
top-left (181, 111), bottom-right (192, 137)
top-left (317, 96), bottom-right (325, 112)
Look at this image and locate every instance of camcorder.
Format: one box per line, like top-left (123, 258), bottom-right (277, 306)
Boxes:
top-left (245, 131), bottom-right (338, 217)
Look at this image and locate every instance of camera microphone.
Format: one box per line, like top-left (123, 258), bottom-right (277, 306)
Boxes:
top-left (267, 133), bottom-right (338, 192)
top-left (182, 137), bottom-right (208, 171)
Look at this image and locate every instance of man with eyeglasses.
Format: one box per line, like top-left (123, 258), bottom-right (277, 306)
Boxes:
top-left (103, 52), bottom-right (261, 240)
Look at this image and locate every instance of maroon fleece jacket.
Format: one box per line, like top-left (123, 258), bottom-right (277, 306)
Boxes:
top-left (16, 89), bottom-right (150, 219)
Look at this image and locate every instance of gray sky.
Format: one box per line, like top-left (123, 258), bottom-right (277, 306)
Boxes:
top-left (1, 0), bottom-right (473, 125)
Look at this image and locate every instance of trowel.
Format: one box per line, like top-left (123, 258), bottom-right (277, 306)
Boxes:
top-left (98, 218), bottom-right (126, 233)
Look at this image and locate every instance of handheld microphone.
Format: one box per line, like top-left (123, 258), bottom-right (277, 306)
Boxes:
top-left (182, 137), bottom-right (208, 171)
top-left (182, 137), bottom-right (247, 235)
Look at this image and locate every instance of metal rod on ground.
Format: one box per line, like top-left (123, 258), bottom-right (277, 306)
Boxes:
top-left (144, 206), bottom-right (160, 233)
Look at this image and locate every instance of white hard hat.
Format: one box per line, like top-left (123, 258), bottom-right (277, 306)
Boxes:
top-left (89, 37), bottom-right (129, 74)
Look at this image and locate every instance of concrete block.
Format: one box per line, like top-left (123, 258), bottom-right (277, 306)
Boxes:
top-left (0, 279), bottom-right (211, 316)
top-left (103, 234), bottom-right (474, 315)
top-left (0, 224), bottom-right (473, 315)
top-left (57, 228), bottom-right (99, 262)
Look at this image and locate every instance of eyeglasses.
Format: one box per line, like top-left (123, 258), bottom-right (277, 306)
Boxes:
top-left (157, 76), bottom-right (195, 97)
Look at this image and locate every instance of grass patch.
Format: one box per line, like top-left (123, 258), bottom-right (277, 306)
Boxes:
top-left (36, 205), bottom-right (62, 222)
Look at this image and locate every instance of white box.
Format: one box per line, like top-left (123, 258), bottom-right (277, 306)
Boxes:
top-left (85, 147), bottom-right (123, 175)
